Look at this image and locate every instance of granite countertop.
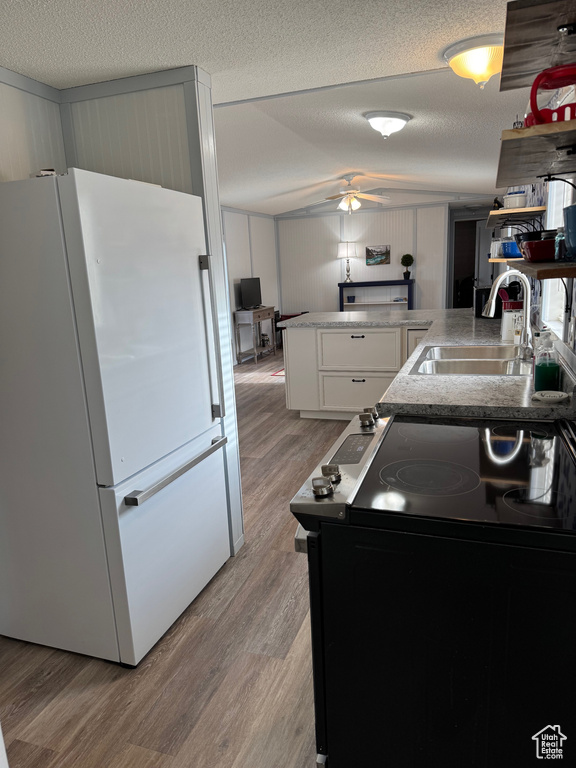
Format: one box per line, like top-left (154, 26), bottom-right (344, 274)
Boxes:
top-left (277, 308), bottom-right (470, 329)
top-left (279, 308), bottom-right (576, 420)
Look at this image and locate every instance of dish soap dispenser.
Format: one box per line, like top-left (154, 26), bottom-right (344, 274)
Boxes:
top-left (534, 335), bottom-right (561, 391)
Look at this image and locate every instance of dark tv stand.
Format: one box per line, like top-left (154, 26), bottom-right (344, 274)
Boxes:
top-left (233, 306), bottom-right (276, 365)
top-left (338, 279), bottom-right (414, 311)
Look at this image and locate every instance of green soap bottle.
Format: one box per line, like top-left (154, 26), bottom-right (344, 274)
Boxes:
top-left (534, 336), bottom-right (560, 392)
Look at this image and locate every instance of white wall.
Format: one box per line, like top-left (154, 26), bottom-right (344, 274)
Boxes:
top-left (249, 215), bottom-right (279, 309)
top-left (415, 206), bottom-right (448, 309)
top-left (69, 86), bottom-right (193, 194)
top-left (277, 205), bottom-right (449, 313)
top-left (222, 209), bottom-right (278, 359)
top-left (278, 214), bottom-right (342, 313)
top-left (0, 82), bottom-right (66, 181)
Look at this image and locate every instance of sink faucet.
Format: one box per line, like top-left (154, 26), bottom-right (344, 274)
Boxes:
top-left (482, 269), bottom-right (533, 361)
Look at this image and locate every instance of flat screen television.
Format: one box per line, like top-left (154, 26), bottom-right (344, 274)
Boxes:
top-left (240, 277), bottom-right (262, 309)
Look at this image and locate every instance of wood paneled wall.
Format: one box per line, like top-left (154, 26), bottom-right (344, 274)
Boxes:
top-left (70, 86), bottom-right (192, 194)
top-left (0, 82), bottom-right (65, 182)
top-left (222, 209), bottom-right (279, 357)
top-left (278, 206), bottom-right (449, 313)
top-left (277, 215), bottom-right (342, 314)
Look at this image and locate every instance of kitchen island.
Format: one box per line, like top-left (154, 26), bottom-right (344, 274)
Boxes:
top-left (278, 308), bottom-right (576, 420)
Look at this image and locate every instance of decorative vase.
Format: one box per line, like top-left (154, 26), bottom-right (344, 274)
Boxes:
top-left (403, 270), bottom-right (411, 280)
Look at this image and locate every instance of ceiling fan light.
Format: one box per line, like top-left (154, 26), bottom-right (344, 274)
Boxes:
top-left (338, 197), bottom-right (349, 211)
top-left (443, 35), bottom-right (504, 89)
top-left (365, 111), bottom-right (411, 138)
top-left (338, 195), bottom-right (362, 212)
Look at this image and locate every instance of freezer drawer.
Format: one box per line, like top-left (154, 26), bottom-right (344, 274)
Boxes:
top-left (99, 428), bottom-right (230, 665)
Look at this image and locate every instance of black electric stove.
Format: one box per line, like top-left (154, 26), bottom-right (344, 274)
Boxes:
top-left (291, 413), bottom-right (576, 768)
top-left (351, 415), bottom-right (576, 535)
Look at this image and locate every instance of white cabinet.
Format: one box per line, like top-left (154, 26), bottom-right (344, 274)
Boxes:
top-left (319, 372), bottom-right (396, 411)
top-left (319, 329), bottom-right (401, 371)
top-left (285, 327), bottom-right (401, 419)
top-left (407, 328), bottom-right (428, 358)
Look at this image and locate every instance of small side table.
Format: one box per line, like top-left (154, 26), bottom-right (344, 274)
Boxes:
top-left (234, 306), bottom-right (277, 364)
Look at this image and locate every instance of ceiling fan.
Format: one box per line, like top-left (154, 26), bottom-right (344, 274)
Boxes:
top-left (312, 174), bottom-right (391, 213)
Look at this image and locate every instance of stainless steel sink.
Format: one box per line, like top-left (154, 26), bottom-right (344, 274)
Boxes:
top-left (416, 359), bottom-right (532, 376)
top-left (424, 345), bottom-right (518, 360)
top-left (409, 345), bottom-right (532, 376)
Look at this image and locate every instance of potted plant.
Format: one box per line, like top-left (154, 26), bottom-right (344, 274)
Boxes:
top-left (401, 253), bottom-right (414, 280)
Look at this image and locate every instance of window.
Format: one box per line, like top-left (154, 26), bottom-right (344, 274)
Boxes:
top-left (541, 180), bottom-right (575, 336)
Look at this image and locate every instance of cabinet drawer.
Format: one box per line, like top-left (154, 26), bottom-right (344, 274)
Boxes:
top-left (318, 328), bottom-right (401, 371)
top-left (254, 308), bottom-right (273, 322)
top-left (319, 373), bottom-right (395, 411)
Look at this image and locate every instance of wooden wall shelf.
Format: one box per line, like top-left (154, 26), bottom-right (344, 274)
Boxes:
top-left (499, 259), bottom-right (576, 280)
top-left (486, 206), bottom-right (547, 227)
top-left (496, 120), bottom-right (576, 188)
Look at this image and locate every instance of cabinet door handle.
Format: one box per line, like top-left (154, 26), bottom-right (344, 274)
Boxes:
top-left (352, 378), bottom-right (366, 383)
top-left (350, 334), bottom-right (365, 339)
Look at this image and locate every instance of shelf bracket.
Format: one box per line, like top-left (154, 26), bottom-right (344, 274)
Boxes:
top-left (554, 144), bottom-right (576, 156)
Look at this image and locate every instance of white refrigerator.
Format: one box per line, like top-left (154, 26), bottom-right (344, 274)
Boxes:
top-left (0, 168), bottom-right (235, 665)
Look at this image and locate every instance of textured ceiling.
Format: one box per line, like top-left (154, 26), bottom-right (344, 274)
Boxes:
top-left (1, 0), bottom-right (511, 102)
top-left (214, 71), bottom-right (531, 215)
top-left (0, 0), bottom-right (533, 214)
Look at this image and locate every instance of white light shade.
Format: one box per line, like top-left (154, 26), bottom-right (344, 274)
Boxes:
top-left (365, 111), bottom-right (411, 138)
top-left (337, 242), bottom-right (358, 259)
top-left (443, 34), bottom-right (504, 89)
top-left (338, 195), bottom-right (361, 212)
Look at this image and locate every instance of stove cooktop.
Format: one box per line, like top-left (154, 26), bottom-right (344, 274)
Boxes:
top-left (351, 416), bottom-right (576, 532)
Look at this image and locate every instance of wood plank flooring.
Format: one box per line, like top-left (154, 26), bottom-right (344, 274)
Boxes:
top-left (0, 352), bottom-right (345, 768)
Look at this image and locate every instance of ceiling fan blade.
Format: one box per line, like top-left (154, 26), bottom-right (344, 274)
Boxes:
top-left (325, 193), bottom-right (347, 200)
top-left (303, 197), bottom-right (343, 208)
top-left (357, 193), bottom-right (391, 203)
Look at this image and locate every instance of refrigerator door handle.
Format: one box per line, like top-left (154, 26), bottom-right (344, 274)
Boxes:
top-left (199, 253), bottom-right (226, 420)
top-left (124, 436), bottom-right (227, 507)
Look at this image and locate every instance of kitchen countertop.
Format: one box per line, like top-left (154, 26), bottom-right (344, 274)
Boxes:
top-left (279, 308), bottom-right (576, 419)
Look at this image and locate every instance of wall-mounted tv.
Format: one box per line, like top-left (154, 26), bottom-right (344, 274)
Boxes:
top-left (240, 277), bottom-right (262, 309)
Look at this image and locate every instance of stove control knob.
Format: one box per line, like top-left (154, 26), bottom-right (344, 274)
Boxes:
top-left (321, 463), bottom-right (341, 483)
top-left (312, 477), bottom-right (334, 497)
top-left (363, 406), bottom-right (378, 420)
top-left (359, 412), bottom-right (375, 428)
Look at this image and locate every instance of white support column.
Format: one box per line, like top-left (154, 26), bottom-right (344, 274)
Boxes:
top-left (184, 71), bottom-right (244, 554)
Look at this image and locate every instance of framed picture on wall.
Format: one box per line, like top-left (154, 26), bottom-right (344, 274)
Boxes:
top-left (366, 245), bottom-right (390, 266)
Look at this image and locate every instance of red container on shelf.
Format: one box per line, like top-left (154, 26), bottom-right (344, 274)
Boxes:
top-left (525, 64), bottom-right (576, 127)
top-left (522, 238), bottom-right (555, 262)
top-left (502, 300), bottom-right (523, 311)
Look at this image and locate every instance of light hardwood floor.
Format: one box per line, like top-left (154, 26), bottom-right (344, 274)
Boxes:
top-left (0, 351), bottom-right (345, 768)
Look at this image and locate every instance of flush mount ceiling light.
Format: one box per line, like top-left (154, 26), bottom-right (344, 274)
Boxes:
top-left (443, 34), bottom-right (504, 89)
top-left (365, 111), bottom-right (412, 139)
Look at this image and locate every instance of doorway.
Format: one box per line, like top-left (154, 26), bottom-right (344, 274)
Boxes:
top-left (448, 207), bottom-right (493, 308)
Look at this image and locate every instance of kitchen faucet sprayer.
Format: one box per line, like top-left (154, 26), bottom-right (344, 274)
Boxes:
top-left (482, 269), bottom-right (534, 361)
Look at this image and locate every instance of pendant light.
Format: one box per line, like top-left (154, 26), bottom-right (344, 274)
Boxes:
top-left (443, 34), bottom-right (504, 89)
